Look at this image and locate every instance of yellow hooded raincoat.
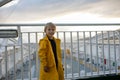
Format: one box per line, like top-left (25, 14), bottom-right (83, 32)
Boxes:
top-left (38, 36), bottom-right (64, 80)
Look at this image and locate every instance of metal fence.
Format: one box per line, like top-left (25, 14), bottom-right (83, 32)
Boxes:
top-left (0, 23), bottom-right (120, 80)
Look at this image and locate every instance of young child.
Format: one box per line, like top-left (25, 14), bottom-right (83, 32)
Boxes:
top-left (38, 22), bottom-right (64, 80)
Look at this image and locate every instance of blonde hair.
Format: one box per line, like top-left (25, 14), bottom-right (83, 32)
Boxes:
top-left (44, 22), bottom-right (56, 32)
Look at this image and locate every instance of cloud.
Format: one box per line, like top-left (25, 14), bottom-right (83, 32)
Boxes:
top-left (0, 0), bottom-right (120, 23)
top-left (79, 0), bottom-right (120, 18)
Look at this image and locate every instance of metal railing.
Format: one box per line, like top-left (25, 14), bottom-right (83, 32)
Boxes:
top-left (0, 23), bottom-right (120, 80)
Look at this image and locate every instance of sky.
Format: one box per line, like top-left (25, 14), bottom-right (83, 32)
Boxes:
top-left (0, 0), bottom-right (120, 31)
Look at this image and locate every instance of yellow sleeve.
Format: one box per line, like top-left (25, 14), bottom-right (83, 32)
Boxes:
top-left (38, 39), bottom-right (47, 67)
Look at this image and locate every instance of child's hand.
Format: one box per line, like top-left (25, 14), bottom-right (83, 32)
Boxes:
top-left (44, 66), bottom-right (49, 72)
top-left (62, 65), bottom-right (64, 70)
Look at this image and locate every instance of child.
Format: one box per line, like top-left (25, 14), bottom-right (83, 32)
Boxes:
top-left (38, 22), bottom-right (64, 80)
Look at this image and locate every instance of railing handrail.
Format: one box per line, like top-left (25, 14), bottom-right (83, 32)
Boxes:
top-left (0, 23), bottom-right (120, 26)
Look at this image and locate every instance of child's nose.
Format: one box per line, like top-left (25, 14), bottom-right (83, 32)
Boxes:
top-left (50, 30), bottom-right (54, 32)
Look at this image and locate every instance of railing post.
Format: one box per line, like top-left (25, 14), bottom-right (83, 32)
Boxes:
top-left (5, 46), bottom-right (8, 80)
top-left (17, 26), bottom-right (24, 80)
top-left (17, 26), bottom-right (22, 45)
top-left (13, 46), bottom-right (16, 80)
top-left (35, 32), bottom-right (39, 80)
top-left (83, 31), bottom-right (87, 76)
top-left (63, 32), bottom-right (67, 78)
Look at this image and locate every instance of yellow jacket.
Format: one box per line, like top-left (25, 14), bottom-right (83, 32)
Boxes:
top-left (38, 36), bottom-right (64, 80)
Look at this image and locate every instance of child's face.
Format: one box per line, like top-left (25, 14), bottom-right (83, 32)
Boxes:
top-left (45, 26), bottom-right (56, 39)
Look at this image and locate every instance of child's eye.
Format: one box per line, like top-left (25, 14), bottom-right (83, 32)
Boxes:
top-left (48, 29), bottom-right (51, 31)
top-left (52, 29), bottom-right (55, 31)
